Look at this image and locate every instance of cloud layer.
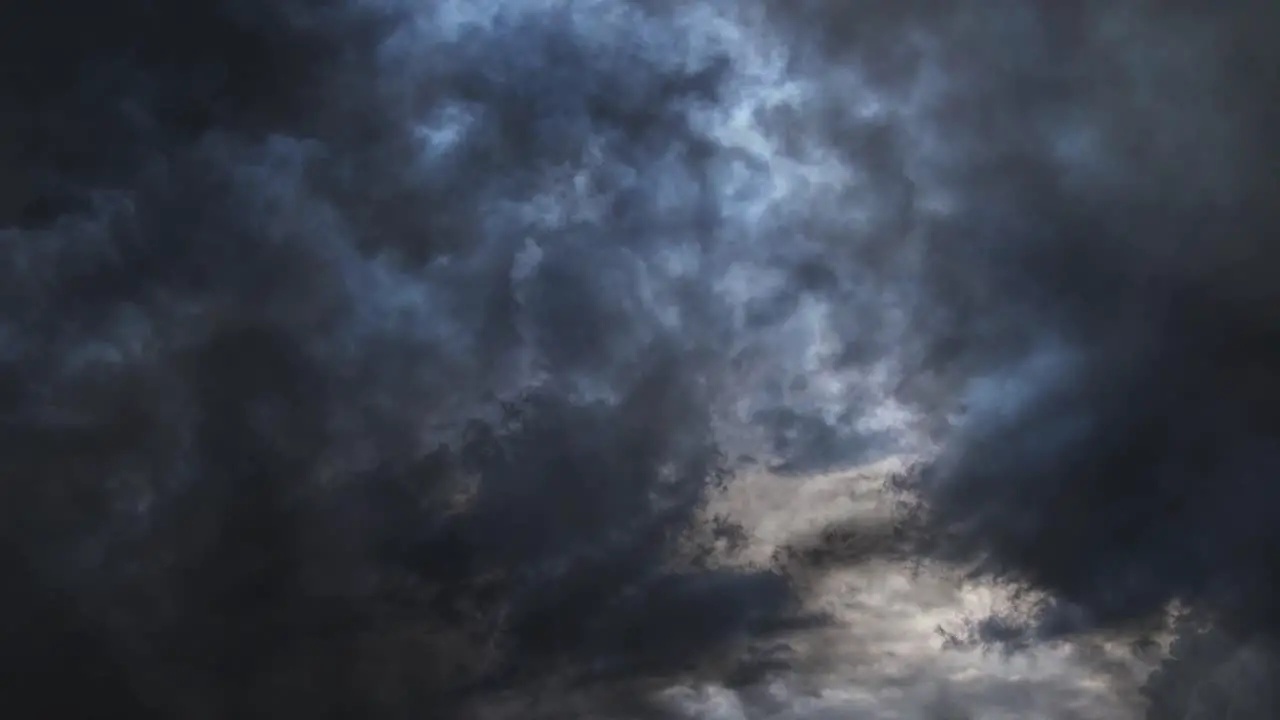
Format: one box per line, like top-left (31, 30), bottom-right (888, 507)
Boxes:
top-left (2, 0), bottom-right (1279, 717)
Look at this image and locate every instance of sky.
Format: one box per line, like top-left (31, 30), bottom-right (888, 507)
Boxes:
top-left (1, 1), bottom-right (1278, 718)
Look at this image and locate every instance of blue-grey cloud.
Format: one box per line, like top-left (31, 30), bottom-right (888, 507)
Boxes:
top-left (4, 1), bottom-right (1279, 718)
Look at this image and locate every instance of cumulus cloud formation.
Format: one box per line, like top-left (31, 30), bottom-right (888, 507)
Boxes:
top-left (1, 0), bottom-right (1277, 717)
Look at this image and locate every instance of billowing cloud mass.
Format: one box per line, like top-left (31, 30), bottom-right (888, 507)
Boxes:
top-left (1, 0), bottom-right (1278, 718)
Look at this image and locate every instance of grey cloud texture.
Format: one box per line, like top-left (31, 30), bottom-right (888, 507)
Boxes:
top-left (1, 0), bottom-right (1277, 718)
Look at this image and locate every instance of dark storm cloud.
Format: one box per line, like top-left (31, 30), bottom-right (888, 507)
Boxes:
top-left (6, 0), bottom-right (1280, 717)
top-left (0, 1), bottom-right (826, 716)
top-left (878, 7), bottom-right (1280, 716)
top-left (770, 1), bottom-right (1280, 715)
top-left (902, 1), bottom-right (1280, 639)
